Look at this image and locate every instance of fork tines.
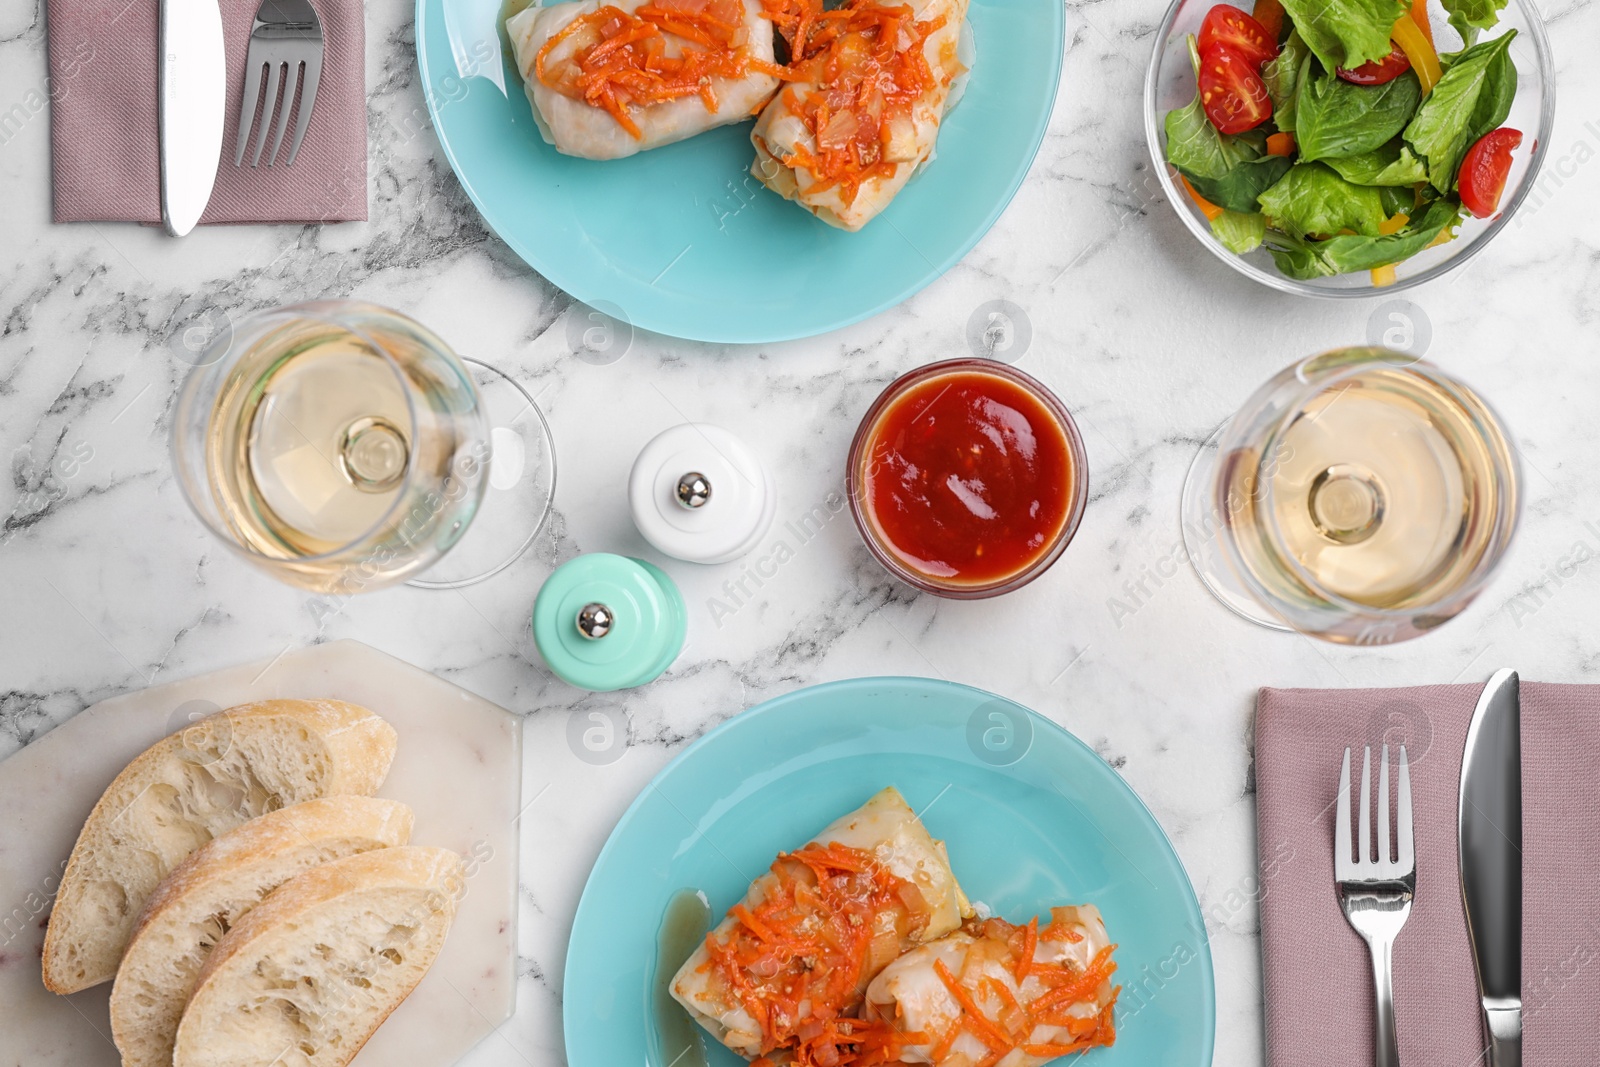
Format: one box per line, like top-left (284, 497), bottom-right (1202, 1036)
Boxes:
top-left (1335, 744), bottom-right (1415, 884)
top-left (234, 0), bottom-right (324, 169)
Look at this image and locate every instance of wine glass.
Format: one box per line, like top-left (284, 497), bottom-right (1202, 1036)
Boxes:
top-left (1181, 347), bottom-right (1519, 644)
top-left (172, 300), bottom-right (554, 594)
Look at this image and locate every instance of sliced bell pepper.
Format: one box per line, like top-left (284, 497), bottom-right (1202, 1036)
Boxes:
top-left (1180, 175), bottom-right (1226, 221)
top-left (1410, 0), bottom-right (1433, 46)
top-left (1266, 131), bottom-right (1296, 156)
top-left (1392, 12), bottom-right (1442, 94)
top-left (1252, 0), bottom-right (1286, 39)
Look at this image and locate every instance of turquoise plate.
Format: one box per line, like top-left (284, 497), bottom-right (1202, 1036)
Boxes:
top-left (414, 3), bottom-right (1064, 343)
top-left (562, 677), bottom-right (1216, 1066)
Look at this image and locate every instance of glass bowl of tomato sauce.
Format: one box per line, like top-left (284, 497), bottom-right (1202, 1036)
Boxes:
top-left (847, 360), bottom-right (1089, 599)
top-left (1144, 0), bottom-right (1554, 296)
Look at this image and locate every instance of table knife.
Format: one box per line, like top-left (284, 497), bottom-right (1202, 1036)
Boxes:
top-left (159, 0), bottom-right (227, 235)
top-left (1460, 668), bottom-right (1523, 1067)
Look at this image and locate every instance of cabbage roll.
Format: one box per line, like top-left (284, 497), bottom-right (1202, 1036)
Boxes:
top-left (751, 0), bottom-right (970, 231)
top-left (507, 0), bottom-right (783, 160)
top-left (861, 905), bottom-right (1119, 1066)
top-left (670, 786), bottom-right (972, 1061)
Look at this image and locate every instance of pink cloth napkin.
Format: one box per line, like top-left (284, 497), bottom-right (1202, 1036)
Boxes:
top-left (1256, 683), bottom-right (1600, 1067)
top-left (47, 0), bottom-right (367, 223)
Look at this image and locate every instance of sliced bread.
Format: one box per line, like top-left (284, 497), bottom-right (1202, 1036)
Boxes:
top-left (109, 796), bottom-right (415, 1067)
top-left (43, 699), bottom-right (398, 994)
top-left (172, 846), bottom-right (466, 1067)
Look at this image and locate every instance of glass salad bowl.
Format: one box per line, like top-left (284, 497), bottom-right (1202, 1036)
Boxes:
top-left (1144, 0), bottom-right (1554, 295)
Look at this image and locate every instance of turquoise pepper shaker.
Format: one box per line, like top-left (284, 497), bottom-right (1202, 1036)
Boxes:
top-left (531, 553), bottom-right (687, 691)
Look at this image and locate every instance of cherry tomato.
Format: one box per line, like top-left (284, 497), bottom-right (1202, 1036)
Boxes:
top-left (1337, 41), bottom-right (1412, 85)
top-left (1458, 127), bottom-right (1523, 218)
top-left (1199, 4), bottom-right (1279, 68)
top-left (1199, 43), bottom-right (1273, 134)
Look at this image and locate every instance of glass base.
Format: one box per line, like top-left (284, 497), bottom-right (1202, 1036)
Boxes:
top-left (1179, 419), bottom-right (1293, 633)
top-left (407, 358), bottom-right (556, 590)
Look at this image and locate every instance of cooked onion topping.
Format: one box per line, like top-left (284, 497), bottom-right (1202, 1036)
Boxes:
top-left (699, 841), bottom-right (934, 1060)
top-left (759, 0), bottom-right (954, 206)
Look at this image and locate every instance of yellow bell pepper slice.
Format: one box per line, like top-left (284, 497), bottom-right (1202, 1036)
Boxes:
top-left (1370, 264), bottom-right (1398, 286)
top-left (1392, 12), bottom-right (1442, 94)
top-left (1378, 212), bottom-right (1410, 235)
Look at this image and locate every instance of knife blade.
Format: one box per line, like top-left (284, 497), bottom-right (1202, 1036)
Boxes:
top-left (1460, 668), bottom-right (1523, 1067)
top-left (159, 0), bottom-right (227, 236)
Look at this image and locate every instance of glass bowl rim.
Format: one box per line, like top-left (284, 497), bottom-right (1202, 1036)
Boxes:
top-left (1141, 0), bottom-right (1557, 297)
top-left (846, 358), bottom-right (1091, 600)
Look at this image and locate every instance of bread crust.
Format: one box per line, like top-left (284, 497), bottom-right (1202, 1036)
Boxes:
top-left (172, 846), bottom-right (466, 1067)
top-left (42, 699), bottom-right (398, 994)
top-left (109, 796), bottom-right (414, 1067)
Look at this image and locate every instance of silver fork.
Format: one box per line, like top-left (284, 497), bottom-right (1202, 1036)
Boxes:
top-left (1336, 745), bottom-right (1415, 1067)
top-left (234, 0), bottom-right (324, 168)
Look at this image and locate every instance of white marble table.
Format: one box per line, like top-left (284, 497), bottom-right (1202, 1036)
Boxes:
top-left (3, 0), bottom-right (1599, 1063)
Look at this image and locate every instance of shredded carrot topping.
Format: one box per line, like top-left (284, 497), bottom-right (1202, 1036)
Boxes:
top-left (903, 914), bottom-right (1118, 1065)
top-left (757, 0), bottom-right (955, 206)
top-left (535, 0), bottom-right (769, 139)
top-left (699, 840), bottom-right (934, 1059)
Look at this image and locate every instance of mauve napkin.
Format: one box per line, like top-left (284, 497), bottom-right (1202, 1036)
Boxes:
top-left (47, 0), bottom-right (366, 224)
top-left (1256, 683), bottom-right (1600, 1067)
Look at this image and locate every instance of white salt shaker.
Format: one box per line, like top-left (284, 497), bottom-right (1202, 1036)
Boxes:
top-left (628, 423), bottom-right (776, 565)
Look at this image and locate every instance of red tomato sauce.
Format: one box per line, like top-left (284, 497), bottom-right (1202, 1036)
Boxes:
top-left (860, 370), bottom-right (1077, 586)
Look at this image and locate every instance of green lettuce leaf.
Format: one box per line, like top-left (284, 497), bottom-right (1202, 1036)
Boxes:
top-left (1263, 30), bottom-right (1310, 133)
top-left (1164, 100), bottom-right (1294, 213)
top-left (1295, 67), bottom-right (1422, 161)
top-left (1443, 0), bottom-right (1508, 40)
top-left (1186, 154), bottom-right (1297, 213)
top-left (1277, 0), bottom-right (1406, 72)
top-left (1257, 161), bottom-right (1390, 239)
top-left (1211, 210), bottom-right (1268, 253)
top-left (1323, 139), bottom-right (1430, 185)
top-left (1165, 97), bottom-right (1260, 180)
top-left (1403, 31), bottom-right (1518, 193)
top-left (1377, 185), bottom-right (1415, 216)
top-left (1265, 198), bottom-right (1463, 277)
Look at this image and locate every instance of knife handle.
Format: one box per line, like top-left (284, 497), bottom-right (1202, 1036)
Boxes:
top-left (1489, 1034), bottom-right (1521, 1067)
top-left (1370, 937), bottom-right (1400, 1067)
top-left (1486, 1007), bottom-right (1522, 1067)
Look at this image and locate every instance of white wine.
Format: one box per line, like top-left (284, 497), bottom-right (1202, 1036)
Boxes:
top-left (1187, 349), bottom-right (1519, 644)
top-left (177, 304), bottom-right (490, 593)
top-left (233, 330), bottom-right (411, 554)
top-left (1231, 366), bottom-right (1509, 610)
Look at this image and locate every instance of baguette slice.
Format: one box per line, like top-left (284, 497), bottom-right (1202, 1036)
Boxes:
top-left (173, 846), bottom-right (466, 1067)
top-left (110, 796), bottom-right (415, 1067)
top-left (43, 699), bottom-right (398, 994)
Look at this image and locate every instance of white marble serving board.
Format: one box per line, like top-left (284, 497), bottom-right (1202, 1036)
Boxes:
top-left (0, 639), bottom-right (521, 1067)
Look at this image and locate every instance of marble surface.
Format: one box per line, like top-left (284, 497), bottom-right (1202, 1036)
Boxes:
top-left (3, 0), bottom-right (1600, 1063)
